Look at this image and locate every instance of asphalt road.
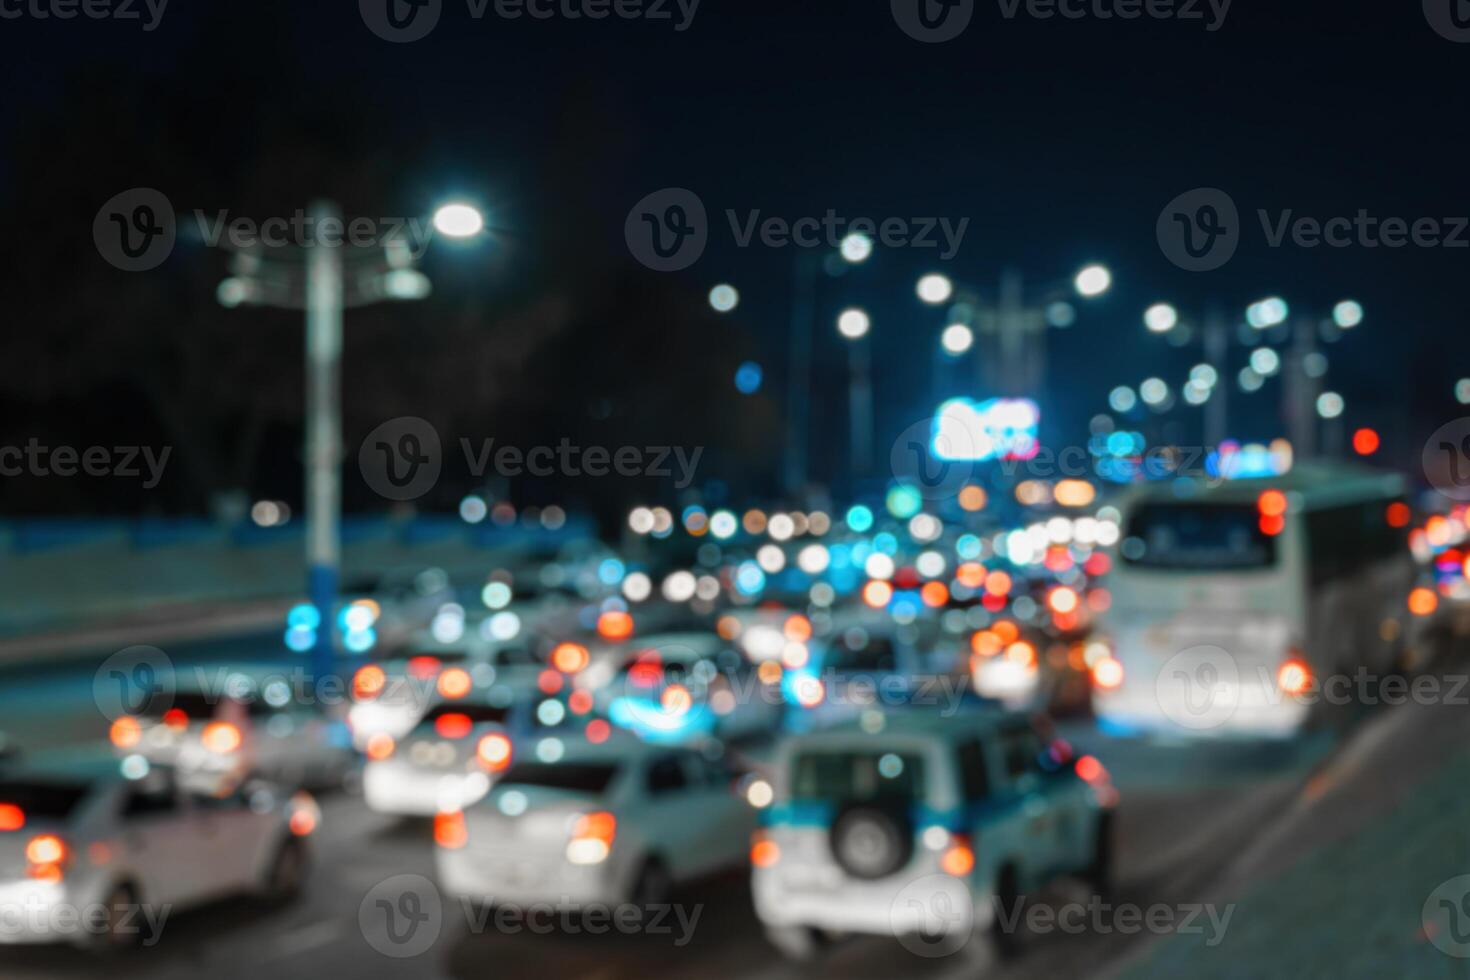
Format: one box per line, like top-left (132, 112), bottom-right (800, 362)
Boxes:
top-left (0, 630), bottom-right (1455, 980)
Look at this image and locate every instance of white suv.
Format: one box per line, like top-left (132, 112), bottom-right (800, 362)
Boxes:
top-left (751, 707), bottom-right (1115, 961)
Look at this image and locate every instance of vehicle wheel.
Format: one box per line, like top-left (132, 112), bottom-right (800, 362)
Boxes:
top-left (1087, 813), bottom-right (1114, 898)
top-left (764, 924), bottom-right (828, 962)
top-left (629, 857), bottom-right (672, 910)
top-left (260, 837), bottom-right (307, 904)
top-left (828, 801), bottom-right (913, 881)
top-left (82, 883), bottom-right (146, 953)
top-left (989, 867), bottom-right (1025, 958)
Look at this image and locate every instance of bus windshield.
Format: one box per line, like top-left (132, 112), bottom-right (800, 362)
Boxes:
top-left (1122, 502), bottom-right (1276, 570)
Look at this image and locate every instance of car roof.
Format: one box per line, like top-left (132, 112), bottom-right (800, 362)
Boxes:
top-left (1120, 462), bottom-right (1405, 511)
top-left (783, 705), bottom-right (1018, 749)
top-left (520, 733), bottom-right (679, 765)
top-left (0, 745), bottom-right (136, 785)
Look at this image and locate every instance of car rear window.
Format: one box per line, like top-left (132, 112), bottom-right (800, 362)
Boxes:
top-left (498, 763), bottom-right (619, 794)
top-left (0, 780), bottom-right (90, 820)
top-left (790, 750), bottom-right (925, 803)
top-left (1123, 502), bottom-right (1276, 570)
top-left (422, 704), bottom-right (510, 726)
top-left (140, 692), bottom-right (218, 719)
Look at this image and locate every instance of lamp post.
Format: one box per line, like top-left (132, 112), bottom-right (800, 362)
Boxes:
top-left (917, 264), bottom-right (1111, 399)
top-left (836, 307), bottom-right (873, 478)
top-left (783, 233), bottom-right (873, 499)
top-left (216, 198), bottom-right (485, 679)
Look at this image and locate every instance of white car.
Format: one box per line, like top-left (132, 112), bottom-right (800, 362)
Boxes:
top-left (347, 608), bottom-right (558, 751)
top-left (110, 684), bottom-right (354, 794)
top-left (752, 708), bottom-right (1115, 961)
top-left (435, 736), bottom-right (756, 908)
top-left (362, 681), bottom-right (580, 817)
top-left (579, 632), bottom-right (781, 745)
top-left (0, 750), bottom-right (312, 949)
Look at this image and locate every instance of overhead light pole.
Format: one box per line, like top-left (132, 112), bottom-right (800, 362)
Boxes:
top-left (216, 198), bottom-right (484, 680)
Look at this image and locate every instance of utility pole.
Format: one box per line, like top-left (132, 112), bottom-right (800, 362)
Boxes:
top-left (305, 201), bottom-right (343, 681)
top-left (784, 251), bottom-right (815, 499)
top-left (1203, 309), bottom-right (1229, 449)
top-left (1285, 317), bottom-right (1320, 460)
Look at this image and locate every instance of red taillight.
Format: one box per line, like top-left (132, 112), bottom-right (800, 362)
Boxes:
top-left (202, 722), bottom-right (242, 754)
top-left (353, 666), bottom-right (386, 701)
top-left (365, 733), bottom-right (396, 761)
top-left (434, 811), bottom-right (467, 849)
top-left (109, 716), bottom-right (142, 749)
top-left (1075, 755), bottom-right (1107, 785)
top-left (552, 643), bottom-right (590, 674)
top-left (162, 708), bottom-right (189, 731)
top-left (434, 713), bottom-right (473, 740)
top-left (1277, 658), bottom-right (1312, 696)
top-left (940, 835), bottom-right (975, 877)
top-left (25, 834), bottom-right (68, 880)
top-left (597, 611), bottom-right (634, 641)
top-left (0, 804), bottom-right (25, 831)
top-left (567, 811), bottom-right (616, 864)
top-left (1091, 657), bottom-right (1124, 690)
top-left (750, 832), bottom-right (779, 868)
top-left (476, 733), bottom-right (512, 772)
top-left (407, 656), bottom-right (442, 680)
top-left (437, 668), bottom-right (472, 699)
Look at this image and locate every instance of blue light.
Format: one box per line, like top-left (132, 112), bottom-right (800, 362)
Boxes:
top-left (344, 628), bottom-right (376, 654)
top-left (735, 361), bottom-right (763, 395)
top-left (287, 603), bottom-right (321, 631)
top-left (284, 626), bottom-right (315, 653)
top-left (735, 562), bottom-right (766, 595)
top-left (846, 504), bottom-right (874, 533)
top-left (597, 558), bottom-right (626, 585)
top-left (873, 532), bottom-right (899, 556)
top-left (957, 534), bottom-right (982, 560)
top-left (886, 485), bottom-right (922, 519)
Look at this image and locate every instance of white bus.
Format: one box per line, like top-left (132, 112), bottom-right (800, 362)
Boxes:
top-left (1091, 464), bottom-right (1415, 739)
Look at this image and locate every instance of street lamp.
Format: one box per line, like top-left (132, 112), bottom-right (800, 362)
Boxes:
top-left (835, 308), bottom-right (875, 477)
top-left (916, 273), bottom-right (954, 305)
top-left (215, 197), bottom-right (487, 680)
top-left (1143, 303), bottom-right (1179, 334)
top-left (1074, 264), bottom-right (1112, 298)
top-left (708, 283), bottom-right (739, 313)
top-left (940, 323), bottom-right (974, 355)
top-left (432, 202), bottom-right (486, 239)
top-left (840, 232), bottom-right (873, 264)
top-left (837, 307), bottom-right (871, 340)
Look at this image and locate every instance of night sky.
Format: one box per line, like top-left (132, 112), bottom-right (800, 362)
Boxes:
top-left (0, 0), bottom-right (1463, 511)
